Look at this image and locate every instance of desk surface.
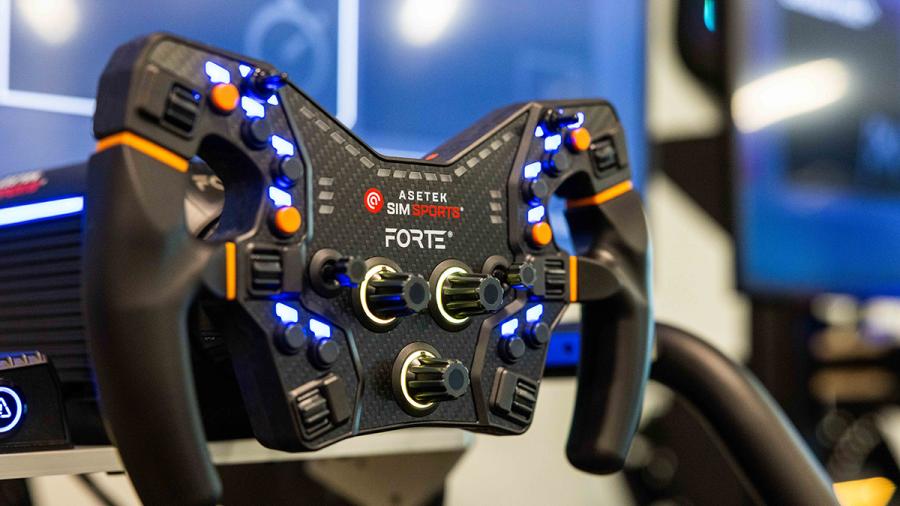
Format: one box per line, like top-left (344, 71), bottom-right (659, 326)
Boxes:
top-left (0, 428), bottom-right (473, 480)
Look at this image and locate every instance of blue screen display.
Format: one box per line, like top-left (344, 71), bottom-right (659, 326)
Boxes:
top-left (734, 0), bottom-right (900, 296)
top-left (0, 0), bottom-right (646, 179)
top-left (0, 0), bottom-right (646, 368)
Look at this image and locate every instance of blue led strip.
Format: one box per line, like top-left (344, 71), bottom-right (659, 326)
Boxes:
top-left (525, 304), bottom-right (544, 323)
top-left (268, 186), bottom-right (293, 207)
top-left (523, 161), bottom-right (542, 180)
top-left (543, 134), bottom-right (562, 152)
top-left (275, 303), bottom-right (299, 324)
top-left (500, 318), bottom-right (519, 337)
top-left (205, 61), bottom-right (231, 84)
top-left (309, 318), bottom-right (332, 338)
top-left (527, 205), bottom-right (546, 224)
top-left (241, 96), bottom-right (266, 118)
top-left (271, 135), bottom-right (296, 157)
top-left (0, 196), bottom-right (84, 228)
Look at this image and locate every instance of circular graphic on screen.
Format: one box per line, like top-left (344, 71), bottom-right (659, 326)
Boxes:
top-left (244, 0), bottom-right (332, 96)
top-left (0, 386), bottom-right (25, 436)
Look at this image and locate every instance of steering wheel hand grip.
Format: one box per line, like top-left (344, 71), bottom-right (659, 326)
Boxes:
top-left (85, 147), bottom-right (220, 504)
top-left (565, 190), bottom-right (653, 474)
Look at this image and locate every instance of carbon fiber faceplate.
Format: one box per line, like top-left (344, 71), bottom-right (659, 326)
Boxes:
top-left (90, 33), bottom-right (633, 452)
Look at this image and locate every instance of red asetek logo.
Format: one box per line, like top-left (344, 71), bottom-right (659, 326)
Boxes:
top-left (364, 188), bottom-right (384, 214)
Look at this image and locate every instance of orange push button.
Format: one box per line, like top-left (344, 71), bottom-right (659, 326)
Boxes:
top-left (529, 222), bottom-right (553, 247)
top-left (273, 206), bottom-right (302, 236)
top-left (210, 83), bottom-right (239, 113)
top-left (567, 127), bottom-right (592, 152)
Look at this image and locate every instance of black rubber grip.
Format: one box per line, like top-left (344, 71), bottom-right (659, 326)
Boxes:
top-left (652, 324), bottom-right (838, 506)
top-left (84, 147), bottom-right (220, 505)
top-left (564, 190), bottom-right (653, 474)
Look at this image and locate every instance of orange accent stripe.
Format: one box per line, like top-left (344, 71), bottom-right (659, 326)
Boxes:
top-left (569, 256), bottom-right (578, 302)
top-left (225, 242), bottom-right (237, 301)
top-left (95, 132), bottom-right (189, 172)
top-left (566, 180), bottom-right (633, 209)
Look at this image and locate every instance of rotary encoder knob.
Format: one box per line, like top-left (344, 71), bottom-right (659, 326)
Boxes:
top-left (367, 271), bottom-right (431, 319)
top-left (392, 343), bottom-right (470, 416)
top-left (441, 272), bottom-right (504, 319)
top-left (406, 356), bottom-right (470, 403)
top-left (505, 262), bottom-right (537, 289)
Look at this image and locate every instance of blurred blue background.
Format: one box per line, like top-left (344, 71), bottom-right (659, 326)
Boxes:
top-left (734, 0), bottom-right (900, 296)
top-left (0, 0), bottom-right (646, 183)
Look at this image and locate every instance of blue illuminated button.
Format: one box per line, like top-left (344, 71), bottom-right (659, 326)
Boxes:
top-left (0, 386), bottom-right (24, 436)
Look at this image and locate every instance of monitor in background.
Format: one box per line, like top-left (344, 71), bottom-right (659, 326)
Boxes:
top-left (0, 0), bottom-right (647, 369)
top-left (732, 0), bottom-right (900, 296)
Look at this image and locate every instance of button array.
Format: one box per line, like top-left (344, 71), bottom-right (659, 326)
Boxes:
top-left (519, 109), bottom-right (591, 249)
top-left (496, 302), bottom-right (550, 364)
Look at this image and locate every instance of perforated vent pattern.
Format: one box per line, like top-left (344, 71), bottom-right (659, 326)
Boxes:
top-left (0, 216), bottom-right (90, 384)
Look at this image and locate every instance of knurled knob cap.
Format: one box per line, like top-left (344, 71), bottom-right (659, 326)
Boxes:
top-left (247, 68), bottom-right (288, 99)
top-left (506, 262), bottom-right (537, 289)
top-left (367, 272), bottom-right (431, 319)
top-left (406, 357), bottom-right (470, 403)
top-left (325, 256), bottom-right (367, 288)
top-left (441, 272), bottom-right (504, 319)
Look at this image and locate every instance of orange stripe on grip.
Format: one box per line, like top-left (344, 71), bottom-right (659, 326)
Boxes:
top-left (566, 180), bottom-right (633, 209)
top-left (225, 242), bottom-right (237, 301)
top-left (95, 132), bottom-right (189, 172)
top-left (569, 256), bottom-right (578, 302)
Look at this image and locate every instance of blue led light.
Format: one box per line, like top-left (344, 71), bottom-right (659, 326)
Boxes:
top-left (544, 134), bottom-right (562, 152)
top-left (525, 305), bottom-right (544, 323)
top-left (275, 303), bottom-right (299, 324)
top-left (268, 95), bottom-right (279, 106)
top-left (570, 112), bottom-right (585, 129)
top-left (239, 64), bottom-right (252, 77)
top-left (0, 386), bottom-right (23, 434)
top-left (309, 318), bottom-right (332, 339)
top-left (0, 196), bottom-right (83, 228)
top-left (534, 125), bottom-right (545, 137)
top-left (271, 135), bottom-right (295, 157)
top-left (241, 96), bottom-right (266, 118)
top-left (500, 319), bottom-right (519, 337)
top-left (204, 61), bottom-right (231, 84)
top-left (268, 186), bottom-right (293, 207)
top-left (523, 161), bottom-right (542, 179)
top-left (527, 205), bottom-right (546, 224)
